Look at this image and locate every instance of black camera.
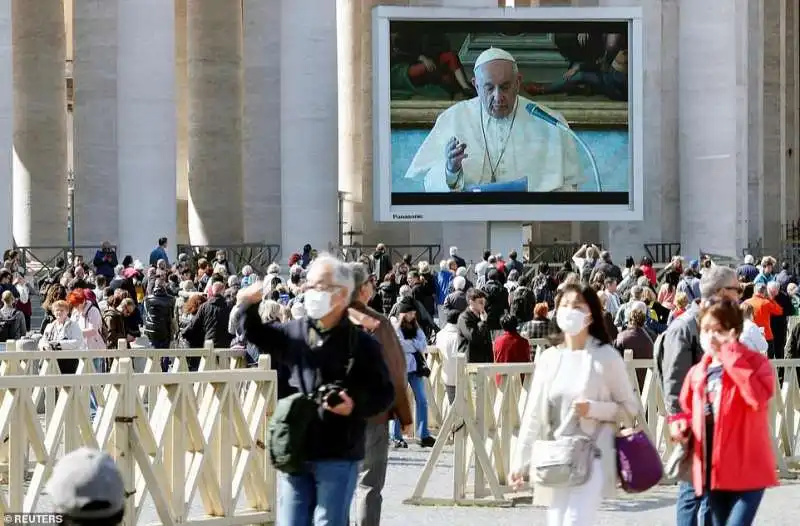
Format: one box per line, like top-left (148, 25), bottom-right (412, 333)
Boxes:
top-left (316, 384), bottom-right (344, 408)
top-left (50, 342), bottom-right (61, 351)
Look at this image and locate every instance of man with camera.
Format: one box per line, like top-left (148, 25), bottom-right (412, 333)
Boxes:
top-left (237, 254), bottom-right (395, 526)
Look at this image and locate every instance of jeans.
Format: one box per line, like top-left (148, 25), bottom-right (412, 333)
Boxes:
top-left (390, 373), bottom-right (429, 440)
top-left (149, 339), bottom-right (171, 371)
top-left (707, 489), bottom-right (764, 526)
top-left (355, 423), bottom-right (389, 526)
top-left (278, 459), bottom-right (359, 526)
top-left (676, 481), bottom-right (710, 526)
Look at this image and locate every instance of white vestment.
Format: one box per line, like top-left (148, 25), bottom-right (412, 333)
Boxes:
top-left (404, 96), bottom-right (583, 192)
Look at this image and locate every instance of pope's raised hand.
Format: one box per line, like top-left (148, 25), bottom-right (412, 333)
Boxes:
top-left (445, 136), bottom-right (468, 173)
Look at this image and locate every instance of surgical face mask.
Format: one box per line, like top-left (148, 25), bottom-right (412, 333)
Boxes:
top-left (304, 289), bottom-right (334, 320)
top-left (699, 332), bottom-right (715, 354)
top-left (556, 307), bottom-right (589, 336)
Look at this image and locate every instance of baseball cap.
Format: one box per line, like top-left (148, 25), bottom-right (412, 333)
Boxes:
top-left (45, 448), bottom-right (126, 520)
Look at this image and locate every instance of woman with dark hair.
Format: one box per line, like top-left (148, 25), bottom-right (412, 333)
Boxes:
top-left (614, 309), bottom-right (653, 390)
top-left (670, 300), bottom-right (776, 525)
top-left (493, 314), bottom-right (531, 387)
top-left (40, 283), bottom-right (68, 333)
top-left (509, 283), bottom-right (639, 524)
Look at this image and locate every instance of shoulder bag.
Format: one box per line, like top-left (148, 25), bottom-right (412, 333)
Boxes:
top-left (530, 407), bottom-right (602, 488)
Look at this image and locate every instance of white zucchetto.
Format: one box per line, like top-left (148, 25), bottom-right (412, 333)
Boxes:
top-left (474, 47), bottom-right (516, 70)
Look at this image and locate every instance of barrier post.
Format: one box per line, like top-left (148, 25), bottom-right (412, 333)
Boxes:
top-left (114, 358), bottom-right (136, 526)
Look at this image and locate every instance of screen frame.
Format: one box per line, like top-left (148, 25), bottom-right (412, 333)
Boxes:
top-left (372, 5), bottom-right (644, 223)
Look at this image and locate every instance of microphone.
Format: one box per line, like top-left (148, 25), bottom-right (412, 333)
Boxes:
top-left (524, 102), bottom-right (603, 192)
top-left (525, 102), bottom-right (562, 128)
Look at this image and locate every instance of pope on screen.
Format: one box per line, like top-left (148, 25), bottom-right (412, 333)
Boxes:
top-left (403, 47), bottom-right (583, 193)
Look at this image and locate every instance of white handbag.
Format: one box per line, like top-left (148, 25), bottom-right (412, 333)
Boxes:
top-left (530, 408), bottom-right (602, 488)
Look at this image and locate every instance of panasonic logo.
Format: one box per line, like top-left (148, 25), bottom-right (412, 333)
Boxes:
top-left (392, 214), bottom-right (423, 220)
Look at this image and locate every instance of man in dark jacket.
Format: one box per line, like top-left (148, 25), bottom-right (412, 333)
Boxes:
top-left (237, 254), bottom-right (394, 526)
top-left (348, 263), bottom-right (412, 526)
top-left (183, 281), bottom-right (233, 350)
top-left (371, 244), bottom-right (393, 282)
top-left (481, 269), bottom-right (509, 333)
top-left (457, 289), bottom-right (493, 363)
top-left (590, 250), bottom-right (623, 283)
top-left (92, 242), bottom-right (118, 281)
top-left (143, 279), bottom-right (177, 371)
top-left (659, 265), bottom-right (739, 526)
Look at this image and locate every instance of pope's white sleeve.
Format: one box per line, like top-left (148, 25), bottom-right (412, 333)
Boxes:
top-left (405, 113), bottom-right (456, 193)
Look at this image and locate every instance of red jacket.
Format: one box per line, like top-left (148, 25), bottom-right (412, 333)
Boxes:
top-left (492, 331), bottom-right (530, 386)
top-left (676, 341), bottom-right (778, 495)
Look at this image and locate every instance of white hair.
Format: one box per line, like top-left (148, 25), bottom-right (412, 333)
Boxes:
top-left (267, 263), bottom-right (280, 275)
top-left (114, 264), bottom-right (124, 276)
top-left (453, 276), bottom-right (466, 291)
top-left (241, 265), bottom-right (253, 276)
top-left (418, 261), bottom-right (430, 274)
top-left (766, 281), bottom-right (780, 294)
top-left (629, 301), bottom-right (648, 315)
top-left (307, 253), bottom-right (354, 299)
top-left (743, 254), bottom-right (755, 265)
top-left (260, 299), bottom-right (282, 323)
top-left (399, 285), bottom-right (412, 298)
top-left (439, 260), bottom-right (448, 271)
top-left (449, 246), bottom-right (458, 256)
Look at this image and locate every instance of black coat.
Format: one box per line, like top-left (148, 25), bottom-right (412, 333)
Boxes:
top-left (183, 295), bottom-right (233, 349)
top-left (143, 289), bottom-right (176, 343)
top-left (457, 309), bottom-right (493, 363)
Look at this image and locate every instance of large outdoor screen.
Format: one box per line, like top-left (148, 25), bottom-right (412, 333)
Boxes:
top-left (372, 6), bottom-right (643, 222)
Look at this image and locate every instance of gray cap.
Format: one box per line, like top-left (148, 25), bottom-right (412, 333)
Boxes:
top-left (45, 447), bottom-right (125, 520)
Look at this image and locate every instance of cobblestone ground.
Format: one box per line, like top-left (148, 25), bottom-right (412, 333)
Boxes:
top-left (27, 442), bottom-right (800, 524)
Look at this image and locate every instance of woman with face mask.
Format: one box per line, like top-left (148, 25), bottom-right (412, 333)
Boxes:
top-left (670, 300), bottom-right (777, 525)
top-left (508, 283), bottom-right (639, 526)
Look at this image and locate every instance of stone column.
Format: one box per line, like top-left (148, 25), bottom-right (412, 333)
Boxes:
top-left (12, 0), bottom-right (68, 246)
top-left (175, 0), bottom-right (189, 244)
top-left (187, 0), bottom-right (244, 245)
top-left (280, 0), bottom-right (339, 255)
top-left (117, 0), bottom-right (176, 262)
top-left (0, 0), bottom-right (10, 252)
top-left (600, 0), bottom-right (681, 261)
top-left (678, 0), bottom-right (747, 258)
top-left (242, 0), bottom-right (281, 245)
top-left (72, 0), bottom-right (117, 246)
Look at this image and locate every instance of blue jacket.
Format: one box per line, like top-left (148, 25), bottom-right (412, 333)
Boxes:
top-left (148, 246), bottom-right (169, 267)
top-left (436, 271), bottom-right (453, 306)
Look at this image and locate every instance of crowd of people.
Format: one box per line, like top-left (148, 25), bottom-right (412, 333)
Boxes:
top-left (1, 239), bottom-right (793, 526)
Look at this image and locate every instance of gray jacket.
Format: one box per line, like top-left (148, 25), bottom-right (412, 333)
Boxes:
top-left (659, 302), bottom-right (702, 415)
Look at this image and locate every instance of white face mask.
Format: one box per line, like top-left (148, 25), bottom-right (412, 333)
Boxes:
top-left (699, 332), bottom-right (715, 354)
top-left (556, 307), bottom-right (589, 336)
top-left (304, 289), bottom-right (334, 320)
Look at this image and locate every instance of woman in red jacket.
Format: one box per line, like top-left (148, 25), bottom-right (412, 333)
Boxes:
top-left (670, 299), bottom-right (777, 525)
top-left (492, 314), bottom-right (531, 387)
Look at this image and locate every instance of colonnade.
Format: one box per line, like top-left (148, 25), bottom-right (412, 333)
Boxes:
top-left (0, 0), bottom-right (338, 261)
top-left (0, 0), bottom-right (797, 264)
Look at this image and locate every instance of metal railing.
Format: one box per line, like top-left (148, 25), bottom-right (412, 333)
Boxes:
top-left (12, 245), bottom-right (115, 284)
top-left (331, 244), bottom-right (442, 266)
top-left (176, 243), bottom-right (280, 275)
top-left (643, 242), bottom-right (680, 264)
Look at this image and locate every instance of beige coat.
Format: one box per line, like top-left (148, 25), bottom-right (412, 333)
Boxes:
top-left (510, 336), bottom-right (640, 506)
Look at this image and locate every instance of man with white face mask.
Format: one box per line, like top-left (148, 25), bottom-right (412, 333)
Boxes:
top-left (236, 254), bottom-right (395, 526)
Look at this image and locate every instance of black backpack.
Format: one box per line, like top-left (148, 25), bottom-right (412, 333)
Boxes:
top-left (580, 259), bottom-right (596, 284)
top-left (511, 286), bottom-right (536, 323)
top-left (0, 309), bottom-right (19, 342)
top-left (531, 274), bottom-right (555, 309)
top-left (268, 325), bottom-right (357, 474)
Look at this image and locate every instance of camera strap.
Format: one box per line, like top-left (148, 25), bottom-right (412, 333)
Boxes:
top-left (299, 321), bottom-right (358, 396)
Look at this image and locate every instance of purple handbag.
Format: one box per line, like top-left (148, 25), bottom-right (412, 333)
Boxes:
top-left (616, 427), bottom-right (663, 493)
